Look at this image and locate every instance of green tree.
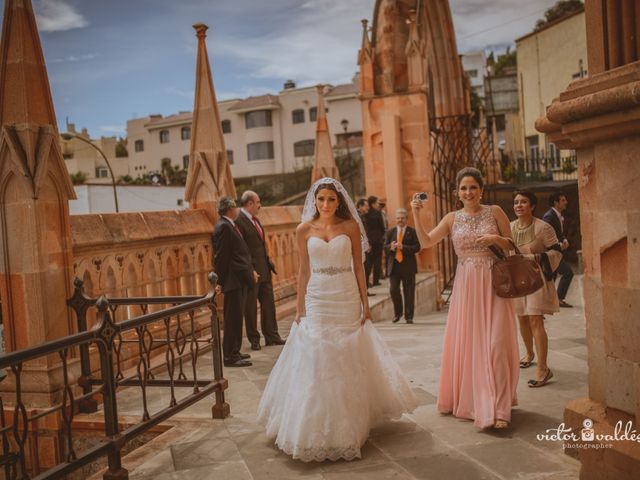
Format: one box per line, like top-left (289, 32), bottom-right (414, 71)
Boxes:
top-left (115, 141), bottom-right (128, 157)
top-left (535, 0), bottom-right (583, 30)
top-left (69, 171), bottom-right (87, 185)
top-left (492, 47), bottom-right (517, 76)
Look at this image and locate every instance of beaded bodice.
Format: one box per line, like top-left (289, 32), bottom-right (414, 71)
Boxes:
top-left (451, 205), bottom-right (498, 257)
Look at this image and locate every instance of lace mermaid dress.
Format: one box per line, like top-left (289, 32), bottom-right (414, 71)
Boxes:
top-left (437, 206), bottom-right (520, 427)
top-left (257, 234), bottom-right (418, 462)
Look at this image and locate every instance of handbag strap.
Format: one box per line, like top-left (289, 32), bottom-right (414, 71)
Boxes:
top-left (488, 238), bottom-right (521, 260)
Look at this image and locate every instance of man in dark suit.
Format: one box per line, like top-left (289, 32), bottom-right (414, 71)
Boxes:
top-left (236, 190), bottom-right (285, 350)
top-left (357, 198), bottom-right (374, 296)
top-left (543, 190), bottom-right (574, 307)
top-left (365, 196), bottom-right (386, 287)
top-left (212, 196), bottom-right (256, 367)
top-left (384, 208), bottom-right (421, 324)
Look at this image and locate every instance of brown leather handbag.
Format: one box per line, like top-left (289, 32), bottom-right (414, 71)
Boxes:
top-left (488, 244), bottom-right (544, 298)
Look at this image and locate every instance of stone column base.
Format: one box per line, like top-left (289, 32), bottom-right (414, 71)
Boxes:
top-left (564, 398), bottom-right (640, 480)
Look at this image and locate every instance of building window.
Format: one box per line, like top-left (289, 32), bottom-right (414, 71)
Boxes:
top-left (294, 139), bottom-right (315, 157)
top-left (309, 107), bottom-right (317, 122)
top-left (247, 141), bottom-right (274, 161)
top-left (183, 155), bottom-right (189, 169)
top-left (526, 135), bottom-right (540, 160)
top-left (159, 130), bottom-right (170, 143)
top-left (548, 143), bottom-right (561, 170)
top-left (181, 126), bottom-right (191, 140)
top-left (245, 110), bottom-right (272, 129)
top-left (134, 140), bottom-right (144, 152)
top-left (465, 69), bottom-right (478, 78)
top-left (221, 119), bottom-right (231, 133)
top-left (95, 167), bottom-right (109, 178)
top-left (292, 109), bottom-right (305, 124)
top-left (226, 150), bottom-right (234, 165)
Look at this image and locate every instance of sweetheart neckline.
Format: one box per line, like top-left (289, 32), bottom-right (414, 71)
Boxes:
top-left (307, 233), bottom-right (349, 244)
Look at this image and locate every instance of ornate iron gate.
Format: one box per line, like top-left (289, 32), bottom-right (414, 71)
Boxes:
top-left (429, 114), bottom-right (498, 298)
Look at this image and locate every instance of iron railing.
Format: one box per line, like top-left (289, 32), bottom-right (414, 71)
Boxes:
top-left (0, 272), bottom-right (228, 479)
top-left (507, 154), bottom-right (578, 184)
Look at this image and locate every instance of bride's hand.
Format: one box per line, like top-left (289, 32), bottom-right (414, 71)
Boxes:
top-left (361, 308), bottom-right (372, 325)
top-left (294, 313), bottom-right (304, 324)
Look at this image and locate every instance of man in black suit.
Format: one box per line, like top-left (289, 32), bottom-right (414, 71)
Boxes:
top-left (357, 198), bottom-right (375, 296)
top-left (365, 196), bottom-right (386, 287)
top-left (542, 190), bottom-right (574, 307)
top-left (236, 190), bottom-right (285, 350)
top-left (384, 208), bottom-right (421, 324)
top-left (212, 197), bottom-right (257, 367)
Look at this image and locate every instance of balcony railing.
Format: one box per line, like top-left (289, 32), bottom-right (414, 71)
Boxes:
top-left (0, 272), bottom-right (228, 479)
top-left (501, 154), bottom-right (578, 184)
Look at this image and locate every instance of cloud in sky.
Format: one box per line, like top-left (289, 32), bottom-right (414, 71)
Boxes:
top-left (35, 0), bottom-right (89, 32)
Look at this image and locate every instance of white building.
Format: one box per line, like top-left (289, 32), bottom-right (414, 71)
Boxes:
top-left (126, 80), bottom-right (363, 182)
top-left (69, 184), bottom-right (188, 215)
top-left (461, 51), bottom-right (487, 98)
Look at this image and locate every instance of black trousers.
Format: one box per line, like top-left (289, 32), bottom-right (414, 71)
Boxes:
top-left (555, 259), bottom-right (574, 300)
top-left (389, 269), bottom-right (416, 320)
top-left (223, 286), bottom-right (247, 361)
top-left (370, 241), bottom-right (384, 285)
top-left (243, 279), bottom-right (280, 345)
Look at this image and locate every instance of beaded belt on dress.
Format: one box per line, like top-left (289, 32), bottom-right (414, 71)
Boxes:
top-left (312, 266), bottom-right (352, 275)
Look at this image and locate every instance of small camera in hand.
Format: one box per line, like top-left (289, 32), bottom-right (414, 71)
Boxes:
top-left (415, 192), bottom-right (428, 201)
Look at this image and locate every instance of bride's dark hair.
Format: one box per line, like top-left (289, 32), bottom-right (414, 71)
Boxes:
top-left (313, 182), bottom-right (352, 220)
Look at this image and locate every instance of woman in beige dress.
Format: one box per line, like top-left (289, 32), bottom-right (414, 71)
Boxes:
top-left (511, 190), bottom-right (562, 388)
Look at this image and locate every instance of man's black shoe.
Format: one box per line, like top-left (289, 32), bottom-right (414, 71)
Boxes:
top-left (559, 300), bottom-right (573, 308)
top-left (392, 316), bottom-right (401, 323)
top-left (239, 352), bottom-right (251, 360)
top-left (266, 338), bottom-right (286, 346)
top-left (367, 292), bottom-right (376, 297)
top-left (250, 342), bottom-right (262, 351)
top-left (224, 358), bottom-right (252, 367)
top-left (405, 318), bottom-right (414, 324)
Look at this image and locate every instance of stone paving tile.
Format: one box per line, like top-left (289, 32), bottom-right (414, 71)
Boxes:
top-left (170, 437), bottom-right (242, 469)
top-left (151, 461), bottom-right (253, 480)
top-left (460, 437), bottom-right (576, 479)
top-left (322, 462), bottom-right (414, 479)
top-left (395, 450), bottom-right (499, 480)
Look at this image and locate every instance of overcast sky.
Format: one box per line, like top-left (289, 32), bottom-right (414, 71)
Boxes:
top-left (6, 0), bottom-right (561, 137)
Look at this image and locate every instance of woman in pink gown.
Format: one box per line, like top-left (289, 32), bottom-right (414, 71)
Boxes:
top-left (410, 167), bottom-right (519, 429)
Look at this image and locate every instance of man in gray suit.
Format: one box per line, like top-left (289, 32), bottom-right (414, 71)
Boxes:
top-left (236, 191), bottom-right (285, 350)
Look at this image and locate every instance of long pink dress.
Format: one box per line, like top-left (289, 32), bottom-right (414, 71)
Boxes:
top-left (437, 205), bottom-right (520, 428)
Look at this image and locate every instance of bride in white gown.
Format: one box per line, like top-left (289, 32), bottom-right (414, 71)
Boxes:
top-left (257, 177), bottom-right (418, 462)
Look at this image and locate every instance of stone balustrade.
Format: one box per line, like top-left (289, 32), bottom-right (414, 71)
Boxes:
top-left (70, 206), bottom-right (303, 327)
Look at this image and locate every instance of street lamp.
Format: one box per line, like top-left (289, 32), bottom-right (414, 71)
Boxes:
top-left (61, 132), bottom-right (120, 212)
top-left (340, 118), bottom-right (351, 166)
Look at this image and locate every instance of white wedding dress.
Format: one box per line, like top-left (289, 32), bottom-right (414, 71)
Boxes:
top-left (257, 234), bottom-right (418, 462)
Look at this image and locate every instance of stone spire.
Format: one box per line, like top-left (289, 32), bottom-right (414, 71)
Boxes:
top-left (310, 85), bottom-right (340, 183)
top-left (358, 19), bottom-right (375, 97)
top-left (184, 24), bottom-right (236, 218)
top-left (405, 9), bottom-right (426, 91)
top-left (0, 0), bottom-right (76, 354)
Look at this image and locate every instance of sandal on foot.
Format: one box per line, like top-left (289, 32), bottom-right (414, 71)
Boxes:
top-left (528, 368), bottom-right (553, 388)
top-left (519, 353), bottom-right (535, 368)
top-left (494, 419), bottom-right (509, 429)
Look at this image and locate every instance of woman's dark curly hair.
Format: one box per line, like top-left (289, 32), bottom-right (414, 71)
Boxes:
top-left (313, 182), bottom-right (352, 220)
top-left (512, 189), bottom-right (538, 211)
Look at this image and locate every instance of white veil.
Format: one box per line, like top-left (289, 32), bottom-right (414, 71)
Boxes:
top-left (301, 177), bottom-right (370, 261)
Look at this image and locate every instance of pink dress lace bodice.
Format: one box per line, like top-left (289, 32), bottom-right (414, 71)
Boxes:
top-left (451, 205), bottom-right (499, 258)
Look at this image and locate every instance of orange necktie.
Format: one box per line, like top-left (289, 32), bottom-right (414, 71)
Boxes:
top-left (395, 228), bottom-right (404, 263)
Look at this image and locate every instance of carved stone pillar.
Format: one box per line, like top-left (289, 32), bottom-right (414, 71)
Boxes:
top-left (535, 1), bottom-right (640, 477)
